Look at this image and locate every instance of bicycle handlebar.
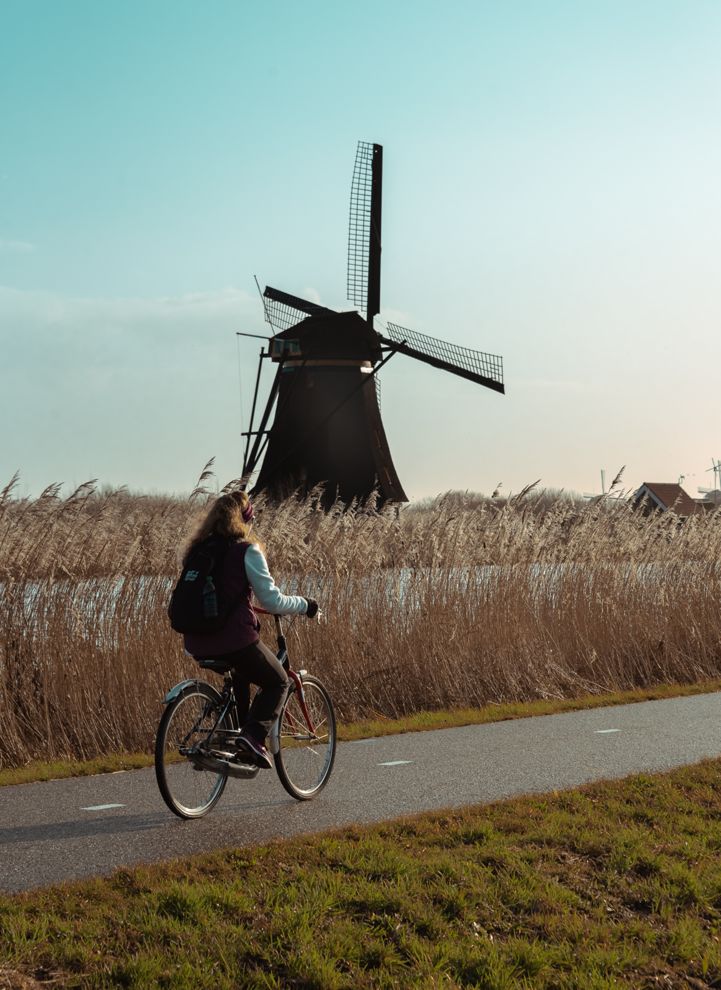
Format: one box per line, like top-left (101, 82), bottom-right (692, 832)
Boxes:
top-left (254, 606), bottom-right (322, 624)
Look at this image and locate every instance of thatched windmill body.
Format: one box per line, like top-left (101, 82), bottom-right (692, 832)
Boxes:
top-left (241, 142), bottom-right (504, 504)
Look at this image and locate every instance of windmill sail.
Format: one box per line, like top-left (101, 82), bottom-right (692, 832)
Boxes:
top-left (347, 141), bottom-right (382, 323)
top-left (380, 322), bottom-right (504, 393)
top-left (263, 285), bottom-right (333, 332)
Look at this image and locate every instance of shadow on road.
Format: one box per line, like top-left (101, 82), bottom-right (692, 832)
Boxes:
top-left (0, 795), bottom-right (299, 848)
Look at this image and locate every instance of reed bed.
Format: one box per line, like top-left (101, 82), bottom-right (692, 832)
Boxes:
top-left (1, 472), bottom-right (721, 768)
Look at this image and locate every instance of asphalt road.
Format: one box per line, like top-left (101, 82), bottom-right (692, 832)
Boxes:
top-left (1, 691), bottom-right (720, 893)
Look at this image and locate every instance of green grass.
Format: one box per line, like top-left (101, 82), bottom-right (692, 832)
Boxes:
top-left (2, 759), bottom-right (721, 988)
top-left (2, 678), bottom-right (721, 788)
top-left (0, 753), bottom-right (158, 788)
top-left (338, 678), bottom-right (721, 741)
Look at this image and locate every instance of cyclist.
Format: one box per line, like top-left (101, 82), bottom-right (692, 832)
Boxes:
top-left (182, 490), bottom-right (318, 769)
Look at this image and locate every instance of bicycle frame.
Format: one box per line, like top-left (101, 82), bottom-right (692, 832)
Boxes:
top-left (163, 610), bottom-right (318, 761)
top-left (259, 608), bottom-right (317, 737)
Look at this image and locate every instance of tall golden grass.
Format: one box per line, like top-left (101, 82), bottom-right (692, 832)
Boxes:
top-left (1, 470), bottom-right (720, 768)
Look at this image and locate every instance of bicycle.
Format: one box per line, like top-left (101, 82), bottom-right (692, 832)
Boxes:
top-left (155, 610), bottom-right (336, 819)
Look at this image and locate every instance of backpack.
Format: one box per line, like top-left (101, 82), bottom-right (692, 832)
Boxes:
top-left (167, 537), bottom-right (234, 635)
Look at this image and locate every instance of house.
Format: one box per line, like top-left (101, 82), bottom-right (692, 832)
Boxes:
top-left (631, 482), bottom-right (704, 517)
top-left (695, 490), bottom-right (721, 512)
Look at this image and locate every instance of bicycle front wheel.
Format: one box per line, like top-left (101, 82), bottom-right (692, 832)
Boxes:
top-left (155, 683), bottom-right (229, 819)
top-left (275, 675), bottom-right (336, 800)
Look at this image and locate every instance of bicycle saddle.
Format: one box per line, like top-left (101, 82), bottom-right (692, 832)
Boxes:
top-left (197, 658), bottom-right (235, 674)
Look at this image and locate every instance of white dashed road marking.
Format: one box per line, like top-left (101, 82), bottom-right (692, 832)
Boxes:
top-left (378, 760), bottom-right (413, 767)
top-left (81, 804), bottom-right (125, 812)
top-left (595, 729), bottom-right (621, 735)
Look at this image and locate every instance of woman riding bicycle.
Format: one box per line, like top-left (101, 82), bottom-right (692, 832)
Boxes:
top-left (182, 490), bottom-right (318, 770)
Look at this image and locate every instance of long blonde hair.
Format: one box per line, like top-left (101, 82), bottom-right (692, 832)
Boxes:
top-left (184, 490), bottom-right (257, 563)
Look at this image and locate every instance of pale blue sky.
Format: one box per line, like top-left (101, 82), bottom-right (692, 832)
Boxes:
top-left (2, 1), bottom-right (720, 499)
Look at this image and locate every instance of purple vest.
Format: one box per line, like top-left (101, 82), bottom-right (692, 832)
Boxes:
top-left (183, 541), bottom-right (260, 657)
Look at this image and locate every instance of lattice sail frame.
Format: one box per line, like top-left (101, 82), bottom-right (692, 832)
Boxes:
top-left (347, 141), bottom-right (375, 312)
top-left (262, 286), bottom-right (333, 333)
top-left (385, 322), bottom-right (504, 388)
top-left (263, 296), bottom-right (310, 333)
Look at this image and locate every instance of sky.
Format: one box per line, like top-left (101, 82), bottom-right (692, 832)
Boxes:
top-left (2, 0), bottom-right (721, 502)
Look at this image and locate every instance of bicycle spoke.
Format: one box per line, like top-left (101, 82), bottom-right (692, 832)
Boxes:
top-left (275, 677), bottom-right (336, 799)
top-left (155, 687), bottom-right (228, 818)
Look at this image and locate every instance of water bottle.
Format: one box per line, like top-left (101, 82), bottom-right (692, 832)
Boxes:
top-left (202, 576), bottom-right (218, 618)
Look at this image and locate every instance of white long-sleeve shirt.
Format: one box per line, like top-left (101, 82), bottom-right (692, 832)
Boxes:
top-left (244, 544), bottom-right (309, 615)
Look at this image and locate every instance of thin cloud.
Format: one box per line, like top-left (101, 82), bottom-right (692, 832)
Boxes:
top-left (301, 287), bottom-right (322, 305)
top-left (0, 284), bottom-right (256, 330)
top-left (0, 239), bottom-right (35, 254)
top-left (0, 284), bottom-right (263, 496)
top-left (515, 377), bottom-right (592, 393)
top-left (378, 307), bottom-right (415, 328)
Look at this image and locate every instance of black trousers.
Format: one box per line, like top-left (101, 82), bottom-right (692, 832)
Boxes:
top-left (207, 640), bottom-right (289, 743)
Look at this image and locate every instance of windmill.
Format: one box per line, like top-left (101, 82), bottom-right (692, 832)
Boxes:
top-left (240, 141), bottom-right (505, 505)
top-left (697, 458), bottom-right (721, 506)
top-left (583, 469), bottom-right (608, 500)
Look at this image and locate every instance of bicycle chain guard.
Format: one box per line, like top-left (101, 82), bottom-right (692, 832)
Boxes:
top-left (187, 748), bottom-right (260, 780)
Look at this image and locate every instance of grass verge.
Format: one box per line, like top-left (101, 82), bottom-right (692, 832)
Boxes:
top-left (2, 759), bottom-right (721, 988)
top-left (2, 678), bottom-right (721, 788)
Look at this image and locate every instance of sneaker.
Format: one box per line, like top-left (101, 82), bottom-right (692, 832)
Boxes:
top-left (235, 734), bottom-right (273, 770)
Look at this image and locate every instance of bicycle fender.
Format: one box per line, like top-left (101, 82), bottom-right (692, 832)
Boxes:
top-left (162, 679), bottom-right (222, 706)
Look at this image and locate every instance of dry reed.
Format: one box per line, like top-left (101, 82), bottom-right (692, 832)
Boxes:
top-left (1, 471), bottom-right (720, 768)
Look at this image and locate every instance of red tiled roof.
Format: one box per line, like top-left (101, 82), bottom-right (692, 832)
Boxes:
top-left (634, 482), bottom-right (702, 516)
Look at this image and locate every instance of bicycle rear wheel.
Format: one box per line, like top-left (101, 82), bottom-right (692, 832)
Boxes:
top-left (155, 682), bottom-right (229, 819)
top-left (274, 675), bottom-right (336, 800)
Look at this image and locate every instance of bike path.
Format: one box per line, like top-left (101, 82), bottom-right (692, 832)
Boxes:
top-left (1, 691), bottom-right (720, 893)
